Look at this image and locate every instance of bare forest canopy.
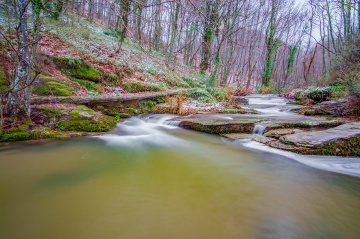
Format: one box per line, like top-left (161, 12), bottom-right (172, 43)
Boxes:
top-left (1, 0), bottom-right (360, 122)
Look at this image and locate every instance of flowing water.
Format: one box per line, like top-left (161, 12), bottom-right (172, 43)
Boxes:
top-left (0, 97), bottom-right (360, 239)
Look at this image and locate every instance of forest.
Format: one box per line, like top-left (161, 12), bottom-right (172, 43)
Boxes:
top-left (0, 0), bottom-right (360, 137)
top-left (1, 2), bottom-right (360, 238)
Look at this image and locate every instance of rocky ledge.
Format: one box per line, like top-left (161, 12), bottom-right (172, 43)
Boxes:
top-left (268, 123), bottom-right (360, 156)
top-left (174, 114), bottom-right (344, 135)
top-left (172, 113), bottom-right (360, 156)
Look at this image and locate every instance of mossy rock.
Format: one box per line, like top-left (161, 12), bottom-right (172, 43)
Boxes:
top-left (179, 118), bottom-right (259, 135)
top-left (56, 119), bottom-right (116, 132)
top-left (116, 113), bottom-right (132, 119)
top-left (315, 135), bottom-right (360, 156)
top-left (52, 56), bottom-right (102, 82)
top-left (0, 132), bottom-right (31, 142)
top-left (304, 87), bottom-right (332, 103)
top-left (71, 78), bottom-right (101, 92)
top-left (32, 74), bottom-right (75, 96)
top-left (122, 81), bottom-right (164, 93)
top-left (125, 107), bottom-right (140, 115)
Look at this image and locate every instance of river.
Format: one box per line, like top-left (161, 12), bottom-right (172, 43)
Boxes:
top-left (0, 95), bottom-right (359, 239)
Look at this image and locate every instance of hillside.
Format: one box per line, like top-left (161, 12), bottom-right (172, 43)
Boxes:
top-left (26, 15), bottom-right (207, 97)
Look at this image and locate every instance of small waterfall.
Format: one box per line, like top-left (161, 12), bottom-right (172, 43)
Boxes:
top-left (165, 120), bottom-right (181, 126)
top-left (94, 115), bottom-right (184, 147)
top-left (253, 125), bottom-right (266, 135)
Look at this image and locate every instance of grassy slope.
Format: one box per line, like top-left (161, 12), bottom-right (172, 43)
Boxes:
top-left (35, 15), bottom-right (207, 97)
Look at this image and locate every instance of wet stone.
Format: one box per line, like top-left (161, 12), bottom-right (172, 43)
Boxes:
top-left (280, 122), bottom-right (360, 148)
top-left (264, 128), bottom-right (304, 139)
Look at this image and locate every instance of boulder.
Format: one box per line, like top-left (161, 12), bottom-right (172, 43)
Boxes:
top-left (235, 97), bottom-right (249, 105)
top-left (304, 97), bottom-right (360, 116)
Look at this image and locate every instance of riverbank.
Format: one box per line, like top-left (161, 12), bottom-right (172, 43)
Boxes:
top-left (1, 94), bottom-right (359, 158)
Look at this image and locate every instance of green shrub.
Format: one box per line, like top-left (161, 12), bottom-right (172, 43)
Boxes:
top-left (103, 29), bottom-right (118, 38)
top-left (186, 88), bottom-right (211, 99)
top-left (211, 89), bottom-right (227, 99)
top-left (181, 76), bottom-right (204, 88)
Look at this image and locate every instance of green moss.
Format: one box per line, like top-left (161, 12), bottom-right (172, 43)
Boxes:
top-left (36, 107), bottom-right (62, 115)
top-left (69, 110), bottom-right (80, 119)
top-left (103, 28), bottom-right (119, 38)
top-left (45, 133), bottom-right (61, 138)
top-left (70, 65), bottom-right (101, 82)
top-left (52, 56), bottom-right (101, 82)
top-left (29, 127), bottom-right (61, 139)
top-left (315, 135), bottom-right (360, 156)
top-left (76, 105), bottom-right (94, 112)
top-left (115, 113), bottom-right (131, 119)
top-left (56, 119), bottom-right (116, 132)
top-left (141, 100), bottom-right (157, 112)
top-left (0, 70), bottom-right (8, 93)
top-left (32, 76), bottom-right (74, 96)
top-left (304, 87), bottom-right (332, 103)
top-left (122, 81), bottom-right (164, 93)
top-left (71, 78), bottom-right (101, 92)
top-left (0, 132), bottom-right (31, 142)
top-left (126, 107), bottom-right (140, 115)
top-left (107, 107), bottom-right (121, 115)
top-left (282, 120), bottom-right (343, 129)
